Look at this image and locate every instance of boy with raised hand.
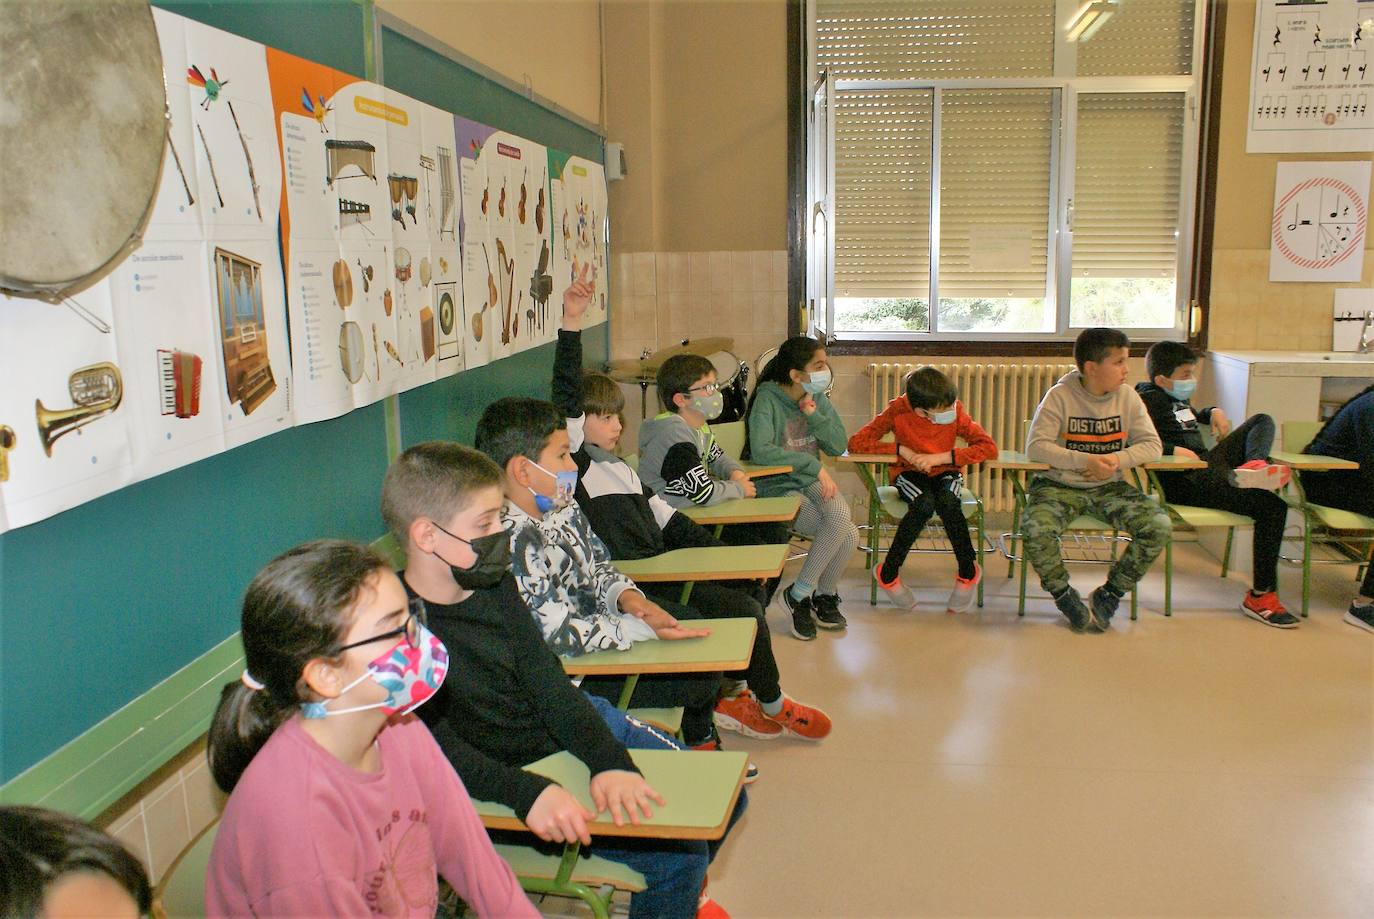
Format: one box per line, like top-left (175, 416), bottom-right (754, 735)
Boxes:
top-left (473, 395), bottom-right (731, 752)
top-left (384, 441), bottom-right (742, 919)
top-left (1022, 327), bottom-right (1171, 632)
top-left (553, 273), bottom-right (831, 742)
top-left (1135, 341), bottom-right (1298, 628)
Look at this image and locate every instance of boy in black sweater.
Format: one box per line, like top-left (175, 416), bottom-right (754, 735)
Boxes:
top-left (1135, 341), bottom-right (1298, 628)
top-left (382, 441), bottom-right (743, 919)
top-left (556, 274), bottom-right (830, 742)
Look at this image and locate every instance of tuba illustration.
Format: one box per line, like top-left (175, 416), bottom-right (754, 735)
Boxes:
top-left (35, 362), bottom-right (123, 456)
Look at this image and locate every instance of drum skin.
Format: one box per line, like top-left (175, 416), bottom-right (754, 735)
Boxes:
top-left (0, 0), bottom-right (166, 296)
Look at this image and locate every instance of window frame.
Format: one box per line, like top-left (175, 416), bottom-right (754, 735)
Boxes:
top-left (794, 0), bottom-right (1219, 355)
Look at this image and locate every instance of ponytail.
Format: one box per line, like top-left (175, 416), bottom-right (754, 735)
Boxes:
top-left (207, 540), bottom-right (386, 793)
top-left (742, 335), bottom-right (825, 459)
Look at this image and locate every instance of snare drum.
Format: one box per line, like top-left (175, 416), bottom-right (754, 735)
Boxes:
top-left (0, 0), bottom-right (166, 302)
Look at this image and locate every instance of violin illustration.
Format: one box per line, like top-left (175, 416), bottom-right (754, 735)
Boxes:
top-left (535, 171), bottom-right (546, 234)
top-left (518, 167), bottom-right (528, 225)
top-left (481, 184), bottom-right (489, 216)
top-left (498, 178), bottom-right (507, 218)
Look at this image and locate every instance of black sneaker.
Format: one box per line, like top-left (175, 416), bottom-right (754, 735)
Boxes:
top-left (811, 593), bottom-right (848, 630)
top-left (1052, 586), bottom-right (1097, 633)
top-left (1089, 584), bottom-right (1122, 630)
top-left (1344, 601), bottom-right (1374, 634)
top-left (782, 587), bottom-right (817, 641)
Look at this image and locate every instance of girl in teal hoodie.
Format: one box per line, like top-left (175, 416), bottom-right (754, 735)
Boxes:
top-left (745, 336), bottom-right (860, 641)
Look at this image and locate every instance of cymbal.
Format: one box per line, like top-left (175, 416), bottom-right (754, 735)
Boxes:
top-left (604, 337), bottom-right (735, 383)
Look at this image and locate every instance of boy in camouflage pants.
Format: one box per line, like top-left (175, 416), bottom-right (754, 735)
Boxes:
top-left (1022, 328), bottom-right (1171, 632)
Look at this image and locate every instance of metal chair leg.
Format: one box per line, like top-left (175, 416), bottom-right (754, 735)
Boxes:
top-left (1221, 527), bottom-right (1234, 578)
top-left (1164, 537), bottom-right (1173, 617)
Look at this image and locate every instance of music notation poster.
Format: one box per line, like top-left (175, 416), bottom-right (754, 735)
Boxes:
top-left (1269, 160), bottom-right (1370, 281)
top-left (548, 152), bottom-right (610, 331)
top-left (1248, 0), bottom-right (1374, 153)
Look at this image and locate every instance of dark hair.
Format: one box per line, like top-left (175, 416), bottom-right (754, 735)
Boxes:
top-left (0, 805), bottom-right (151, 919)
top-left (1144, 340), bottom-right (1197, 381)
top-left (474, 396), bottom-right (566, 470)
top-left (582, 370), bottom-right (626, 424)
top-left (743, 336), bottom-right (826, 458)
top-left (207, 540), bottom-right (385, 793)
top-left (656, 354), bottom-right (716, 412)
top-left (1073, 327), bottom-right (1131, 371)
top-left (382, 442), bottom-right (503, 550)
top-left (905, 367), bottom-right (958, 410)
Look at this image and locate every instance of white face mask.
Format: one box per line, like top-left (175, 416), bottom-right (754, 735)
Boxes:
top-left (800, 368), bottom-right (831, 395)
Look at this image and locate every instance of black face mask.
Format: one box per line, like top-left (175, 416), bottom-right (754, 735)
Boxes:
top-left (433, 523), bottom-right (512, 590)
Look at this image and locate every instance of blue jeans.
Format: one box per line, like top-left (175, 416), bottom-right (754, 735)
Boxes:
top-left (583, 694), bottom-right (748, 919)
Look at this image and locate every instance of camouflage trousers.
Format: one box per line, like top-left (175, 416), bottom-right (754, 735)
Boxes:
top-left (1020, 477), bottom-right (1172, 596)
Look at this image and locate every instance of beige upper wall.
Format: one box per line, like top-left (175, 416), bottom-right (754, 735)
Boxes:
top-left (377, 0), bottom-right (603, 125)
top-left (1205, 0), bottom-right (1373, 351)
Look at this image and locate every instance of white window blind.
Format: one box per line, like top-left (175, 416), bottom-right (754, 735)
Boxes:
top-left (1076, 0), bottom-right (1196, 77)
top-left (833, 89), bottom-right (931, 300)
top-left (938, 89), bottom-right (1053, 302)
top-left (1072, 93), bottom-right (1186, 280)
top-left (815, 0), bottom-right (1055, 80)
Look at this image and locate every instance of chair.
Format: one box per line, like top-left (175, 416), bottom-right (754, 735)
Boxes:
top-left (153, 820), bottom-right (219, 919)
top-left (493, 842), bottom-right (645, 919)
top-left (850, 439), bottom-right (987, 608)
top-left (1141, 466), bottom-right (1255, 617)
top-left (1280, 421), bottom-right (1374, 617)
top-left (999, 421), bottom-right (1139, 619)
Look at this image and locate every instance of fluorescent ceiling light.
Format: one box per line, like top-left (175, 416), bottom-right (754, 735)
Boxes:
top-left (1066, 0), bottom-right (1120, 42)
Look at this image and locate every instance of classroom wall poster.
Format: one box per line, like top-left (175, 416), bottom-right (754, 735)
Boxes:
top-left (1269, 160), bottom-right (1370, 281)
top-left (0, 11), bottom-right (293, 534)
top-left (1247, 0), bottom-right (1374, 153)
top-left (549, 151), bottom-right (609, 328)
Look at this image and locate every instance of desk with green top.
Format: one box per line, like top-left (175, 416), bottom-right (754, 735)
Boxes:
top-left (474, 748), bottom-right (748, 840)
top-left (562, 617), bottom-right (757, 709)
top-left (474, 748), bottom-right (748, 917)
top-left (738, 461), bottom-right (791, 479)
top-left (612, 543), bottom-right (788, 583)
top-left (681, 494), bottom-right (801, 538)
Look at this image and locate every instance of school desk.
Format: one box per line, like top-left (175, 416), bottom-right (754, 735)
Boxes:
top-left (738, 461), bottom-right (792, 479)
top-left (611, 544), bottom-right (788, 583)
top-left (681, 495), bottom-right (801, 537)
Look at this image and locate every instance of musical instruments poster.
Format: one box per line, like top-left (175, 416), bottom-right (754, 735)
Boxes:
top-left (549, 152), bottom-right (609, 329)
top-left (455, 117), bottom-right (554, 369)
top-left (0, 10), bottom-right (294, 534)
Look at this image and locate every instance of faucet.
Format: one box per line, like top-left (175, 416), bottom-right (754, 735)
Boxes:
top-left (1361, 310), bottom-right (1374, 354)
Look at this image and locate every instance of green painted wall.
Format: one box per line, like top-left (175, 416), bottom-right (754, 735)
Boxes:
top-left (0, 0), bottom-right (607, 788)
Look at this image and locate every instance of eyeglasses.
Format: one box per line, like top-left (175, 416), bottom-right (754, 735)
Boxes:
top-left (688, 381), bottom-right (720, 395)
top-left (338, 596), bottom-right (424, 653)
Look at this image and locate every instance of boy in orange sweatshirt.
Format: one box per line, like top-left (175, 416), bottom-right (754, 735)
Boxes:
top-left (848, 367), bottom-right (997, 611)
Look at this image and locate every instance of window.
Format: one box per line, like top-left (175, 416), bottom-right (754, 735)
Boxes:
top-left (805, 0), bottom-right (1205, 344)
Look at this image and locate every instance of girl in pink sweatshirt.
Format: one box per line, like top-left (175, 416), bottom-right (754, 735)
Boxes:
top-left (205, 539), bottom-right (537, 918)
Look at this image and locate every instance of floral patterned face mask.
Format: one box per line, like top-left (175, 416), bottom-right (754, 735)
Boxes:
top-left (302, 618), bottom-right (449, 719)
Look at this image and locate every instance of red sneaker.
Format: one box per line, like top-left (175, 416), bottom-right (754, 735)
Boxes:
top-left (1232, 460), bottom-right (1291, 491)
top-left (697, 894), bottom-right (731, 919)
top-left (1241, 590), bottom-right (1299, 628)
top-left (766, 695), bottom-right (832, 741)
top-left (714, 691), bottom-right (784, 740)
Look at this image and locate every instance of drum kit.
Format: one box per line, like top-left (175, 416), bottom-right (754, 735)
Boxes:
top-left (605, 337), bottom-right (749, 421)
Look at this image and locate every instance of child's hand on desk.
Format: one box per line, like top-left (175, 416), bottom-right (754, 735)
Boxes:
top-left (527, 784), bottom-right (596, 845)
top-left (730, 469), bottom-right (757, 498)
top-left (621, 594), bottom-right (712, 639)
top-left (1082, 454), bottom-right (1119, 481)
top-left (590, 770), bottom-right (666, 827)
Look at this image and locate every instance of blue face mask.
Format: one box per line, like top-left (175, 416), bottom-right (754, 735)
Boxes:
top-left (527, 459), bottom-right (578, 514)
top-left (1164, 379), bottom-right (1197, 401)
top-left (801, 368), bottom-right (831, 395)
top-left (929, 408), bottom-right (957, 425)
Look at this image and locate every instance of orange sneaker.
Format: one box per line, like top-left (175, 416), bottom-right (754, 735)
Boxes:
top-left (714, 691), bottom-right (784, 740)
top-left (1231, 459), bottom-right (1291, 491)
top-left (1240, 590), bottom-right (1299, 628)
top-left (766, 695), bottom-right (832, 741)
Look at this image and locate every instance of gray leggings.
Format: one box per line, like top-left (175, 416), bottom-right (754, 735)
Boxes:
top-left (791, 480), bottom-right (861, 594)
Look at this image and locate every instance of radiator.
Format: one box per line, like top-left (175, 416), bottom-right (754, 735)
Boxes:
top-left (866, 362), bottom-right (1076, 512)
